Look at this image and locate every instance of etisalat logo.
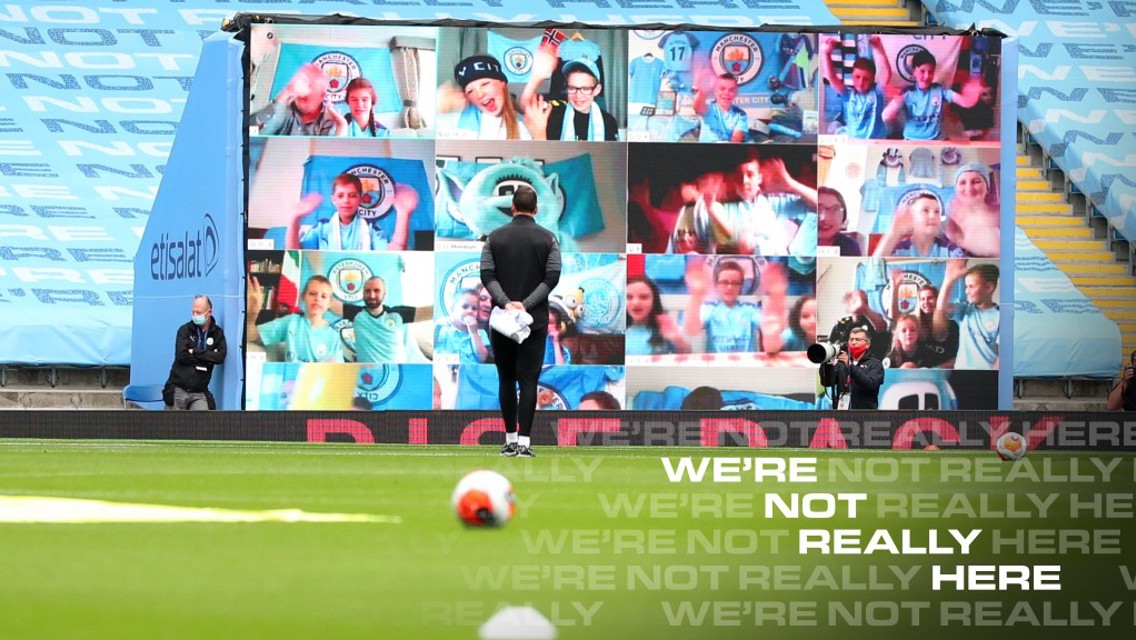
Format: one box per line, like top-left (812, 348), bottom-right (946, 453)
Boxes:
top-left (150, 213), bottom-right (219, 281)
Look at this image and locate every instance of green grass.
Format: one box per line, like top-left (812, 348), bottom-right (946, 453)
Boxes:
top-left (0, 442), bottom-right (1132, 639)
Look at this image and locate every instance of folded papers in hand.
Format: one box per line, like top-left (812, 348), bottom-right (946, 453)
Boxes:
top-left (489, 307), bottom-right (533, 344)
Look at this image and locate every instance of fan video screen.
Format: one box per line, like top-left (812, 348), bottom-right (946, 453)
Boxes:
top-left (243, 22), bottom-right (1007, 411)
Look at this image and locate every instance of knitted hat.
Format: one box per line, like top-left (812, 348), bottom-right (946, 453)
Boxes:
top-left (954, 162), bottom-right (990, 188)
top-left (454, 55), bottom-right (507, 89)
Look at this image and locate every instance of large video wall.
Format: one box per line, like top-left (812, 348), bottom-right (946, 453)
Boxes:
top-left (242, 23), bottom-right (1005, 412)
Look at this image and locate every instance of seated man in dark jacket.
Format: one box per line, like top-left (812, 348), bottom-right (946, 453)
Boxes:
top-left (164, 295), bottom-right (227, 410)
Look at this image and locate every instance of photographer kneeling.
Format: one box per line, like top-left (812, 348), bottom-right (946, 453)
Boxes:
top-left (819, 328), bottom-right (884, 410)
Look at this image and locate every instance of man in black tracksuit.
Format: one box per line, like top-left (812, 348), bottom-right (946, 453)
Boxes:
top-left (164, 295), bottom-right (227, 410)
top-left (480, 186), bottom-right (561, 457)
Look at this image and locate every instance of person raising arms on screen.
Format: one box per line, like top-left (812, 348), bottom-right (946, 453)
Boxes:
top-left (888, 269), bottom-right (958, 368)
top-left (881, 49), bottom-right (984, 141)
top-left (522, 51), bottom-right (618, 141)
top-left (437, 55), bottom-right (530, 140)
top-left (873, 191), bottom-right (967, 258)
top-left (936, 260), bottom-right (999, 370)
top-left (726, 152), bottom-right (818, 256)
top-left (625, 275), bottom-right (687, 356)
top-left (693, 72), bottom-right (749, 143)
top-left (820, 34), bottom-right (893, 139)
top-left (683, 258), bottom-right (764, 354)
top-left (285, 172), bottom-right (417, 252)
top-left (252, 63), bottom-right (347, 137)
top-left (946, 163), bottom-right (1000, 257)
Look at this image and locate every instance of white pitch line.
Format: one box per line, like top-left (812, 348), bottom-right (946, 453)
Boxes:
top-left (0, 496), bottom-right (401, 524)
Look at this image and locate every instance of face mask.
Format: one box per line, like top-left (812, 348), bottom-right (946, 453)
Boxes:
top-left (192, 314), bottom-right (207, 327)
top-left (848, 343), bottom-right (869, 360)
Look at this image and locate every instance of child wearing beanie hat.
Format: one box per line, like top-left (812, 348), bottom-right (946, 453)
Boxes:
top-left (438, 54), bottom-right (530, 140)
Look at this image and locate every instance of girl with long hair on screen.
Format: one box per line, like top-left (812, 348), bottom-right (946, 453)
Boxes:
top-left (885, 312), bottom-right (923, 368)
top-left (625, 276), bottom-right (686, 356)
top-left (780, 293), bottom-right (817, 352)
top-left (343, 77), bottom-right (390, 138)
top-left (438, 54), bottom-right (530, 140)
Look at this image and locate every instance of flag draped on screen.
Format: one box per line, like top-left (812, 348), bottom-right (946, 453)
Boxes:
top-left (270, 43), bottom-right (401, 113)
top-left (551, 254), bottom-right (626, 335)
top-left (435, 154), bottom-right (604, 247)
top-left (486, 32), bottom-right (544, 84)
top-left (300, 252), bottom-right (406, 307)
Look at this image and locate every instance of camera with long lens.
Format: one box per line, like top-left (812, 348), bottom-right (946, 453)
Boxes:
top-left (807, 341), bottom-right (844, 364)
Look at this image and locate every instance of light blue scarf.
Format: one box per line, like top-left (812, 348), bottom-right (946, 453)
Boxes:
top-left (559, 103), bottom-right (605, 141)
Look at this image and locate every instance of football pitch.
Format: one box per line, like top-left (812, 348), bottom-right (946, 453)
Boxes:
top-left (0, 441), bottom-right (1132, 639)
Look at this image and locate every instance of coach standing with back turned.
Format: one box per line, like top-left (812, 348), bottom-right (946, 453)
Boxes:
top-left (480, 186), bottom-right (561, 458)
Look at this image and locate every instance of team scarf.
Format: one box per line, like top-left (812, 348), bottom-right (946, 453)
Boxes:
top-left (560, 102), bottom-right (606, 141)
top-left (456, 104), bottom-right (517, 140)
top-left (326, 214), bottom-right (372, 251)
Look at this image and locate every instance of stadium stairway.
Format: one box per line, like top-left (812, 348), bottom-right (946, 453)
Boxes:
top-left (1014, 140), bottom-right (1132, 410)
top-left (827, 0), bottom-right (923, 26)
top-left (1017, 155), bottom-right (1136, 355)
top-left (0, 366), bottom-right (129, 410)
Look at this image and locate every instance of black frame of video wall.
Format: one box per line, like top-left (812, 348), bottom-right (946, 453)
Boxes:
top-left (234, 15), bottom-right (1007, 413)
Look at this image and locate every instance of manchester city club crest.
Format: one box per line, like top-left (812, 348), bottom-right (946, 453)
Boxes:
top-left (347, 164), bottom-right (396, 220)
top-left (440, 258), bottom-right (482, 316)
top-left (882, 270), bottom-right (932, 321)
top-left (356, 365), bottom-right (402, 407)
top-left (578, 276), bottom-right (621, 332)
top-left (534, 382), bottom-right (569, 410)
top-left (329, 258), bottom-right (374, 303)
top-left (710, 34), bottom-right (763, 86)
top-left (504, 46), bottom-right (533, 76)
top-left (896, 44), bottom-right (932, 84)
top-left (332, 317), bottom-right (356, 355)
top-left (312, 51), bottom-right (361, 102)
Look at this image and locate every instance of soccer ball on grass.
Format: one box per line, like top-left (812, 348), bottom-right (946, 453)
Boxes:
top-left (995, 432), bottom-right (1028, 461)
top-left (452, 469), bottom-right (516, 527)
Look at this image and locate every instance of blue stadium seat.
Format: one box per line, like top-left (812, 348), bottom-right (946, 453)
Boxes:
top-left (123, 384), bottom-right (166, 411)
